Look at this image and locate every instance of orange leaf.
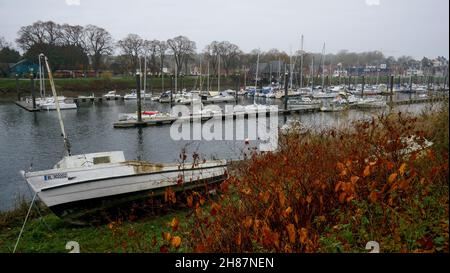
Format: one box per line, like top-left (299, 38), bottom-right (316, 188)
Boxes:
top-left (369, 191), bottom-right (378, 203)
top-left (306, 195), bottom-right (312, 204)
top-left (299, 228), bottom-right (308, 244)
top-left (399, 163), bottom-right (407, 176)
top-left (283, 207), bottom-right (293, 217)
top-left (187, 195), bottom-right (193, 208)
top-left (363, 165), bottom-right (371, 177)
top-left (170, 236), bottom-right (182, 248)
top-left (243, 216), bottom-right (253, 228)
top-left (388, 173), bottom-right (398, 184)
top-left (235, 232), bottom-right (242, 246)
top-left (170, 217), bottom-right (179, 231)
top-left (286, 223), bottom-right (296, 244)
top-left (386, 162), bottom-right (394, 171)
top-left (350, 175), bottom-right (360, 184)
top-left (278, 191), bottom-right (286, 207)
top-left (162, 231), bottom-right (171, 241)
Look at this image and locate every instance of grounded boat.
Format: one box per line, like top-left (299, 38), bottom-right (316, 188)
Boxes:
top-left (22, 151), bottom-right (227, 220)
top-left (23, 55), bottom-right (228, 222)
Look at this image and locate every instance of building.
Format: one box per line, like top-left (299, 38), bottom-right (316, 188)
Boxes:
top-left (9, 59), bottom-right (39, 77)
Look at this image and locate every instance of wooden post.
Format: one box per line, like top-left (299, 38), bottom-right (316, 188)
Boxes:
top-left (136, 72), bottom-right (142, 123)
top-left (30, 72), bottom-right (36, 109)
top-left (361, 75), bottom-right (365, 98)
top-left (15, 74), bottom-right (20, 101)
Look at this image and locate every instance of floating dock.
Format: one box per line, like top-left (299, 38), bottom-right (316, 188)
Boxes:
top-left (113, 96), bottom-right (448, 128)
top-left (73, 97), bottom-right (124, 103)
top-left (14, 101), bottom-right (40, 112)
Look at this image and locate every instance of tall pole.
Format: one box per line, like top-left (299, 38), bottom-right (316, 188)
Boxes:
top-left (300, 34), bottom-right (304, 90)
top-left (218, 55), bottom-right (221, 92)
top-left (284, 72), bottom-right (289, 110)
top-left (321, 43), bottom-right (325, 90)
top-left (44, 56), bottom-right (71, 156)
top-left (311, 57), bottom-right (314, 91)
top-left (143, 57), bottom-right (147, 94)
top-left (136, 71), bottom-right (142, 123)
top-left (15, 73), bottom-right (20, 101)
top-left (30, 71), bottom-right (36, 109)
top-left (207, 62), bottom-right (210, 93)
top-left (254, 50), bottom-right (260, 105)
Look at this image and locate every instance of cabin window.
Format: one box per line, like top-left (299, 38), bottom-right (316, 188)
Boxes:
top-left (93, 156), bottom-right (111, 164)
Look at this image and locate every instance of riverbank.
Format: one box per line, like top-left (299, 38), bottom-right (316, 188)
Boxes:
top-left (0, 77), bottom-right (239, 102)
top-left (1, 103), bottom-right (448, 253)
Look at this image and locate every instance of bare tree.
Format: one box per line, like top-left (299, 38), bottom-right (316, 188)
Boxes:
top-left (117, 34), bottom-right (144, 73)
top-left (167, 36), bottom-right (196, 76)
top-left (0, 36), bottom-right (9, 49)
top-left (84, 24), bottom-right (114, 75)
top-left (157, 41), bottom-right (168, 75)
top-left (60, 24), bottom-right (85, 48)
top-left (217, 41), bottom-right (242, 76)
top-left (203, 41), bottom-right (220, 75)
top-left (16, 21), bottom-right (47, 50)
top-left (42, 21), bottom-right (62, 45)
top-left (143, 39), bottom-right (159, 74)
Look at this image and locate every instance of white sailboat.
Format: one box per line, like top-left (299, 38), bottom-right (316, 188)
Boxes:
top-left (22, 55), bottom-right (228, 221)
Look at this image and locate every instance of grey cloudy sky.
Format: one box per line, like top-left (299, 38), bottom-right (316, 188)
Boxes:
top-left (0, 0), bottom-right (448, 59)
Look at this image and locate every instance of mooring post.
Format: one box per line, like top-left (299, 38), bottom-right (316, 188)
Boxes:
top-left (136, 71), bottom-right (142, 123)
top-left (361, 75), bottom-right (365, 98)
top-left (30, 71), bottom-right (36, 109)
top-left (284, 72), bottom-right (289, 111)
top-left (15, 73), bottom-right (20, 101)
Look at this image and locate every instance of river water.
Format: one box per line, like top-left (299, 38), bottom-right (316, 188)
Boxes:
top-left (0, 92), bottom-right (441, 211)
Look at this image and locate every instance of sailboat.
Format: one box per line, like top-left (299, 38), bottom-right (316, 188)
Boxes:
top-left (35, 54), bottom-right (77, 110)
top-left (21, 55), bottom-right (228, 222)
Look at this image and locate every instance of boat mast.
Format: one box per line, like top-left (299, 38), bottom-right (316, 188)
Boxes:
top-left (300, 34), bottom-right (304, 90)
top-left (310, 56), bottom-right (314, 90)
top-left (43, 55), bottom-right (71, 156)
top-left (143, 56), bottom-right (147, 95)
top-left (217, 55), bottom-right (221, 92)
top-left (243, 65), bottom-right (247, 90)
top-left (321, 43), bottom-right (326, 90)
top-left (254, 49), bottom-right (260, 104)
top-left (289, 48), bottom-right (293, 90)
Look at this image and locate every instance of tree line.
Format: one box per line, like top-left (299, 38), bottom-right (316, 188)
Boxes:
top-left (0, 20), bottom-right (448, 78)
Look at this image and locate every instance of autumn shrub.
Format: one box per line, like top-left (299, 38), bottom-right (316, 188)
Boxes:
top-left (183, 105), bottom-right (449, 253)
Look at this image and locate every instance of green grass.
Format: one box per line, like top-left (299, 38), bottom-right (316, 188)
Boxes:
top-left (0, 206), bottom-right (189, 253)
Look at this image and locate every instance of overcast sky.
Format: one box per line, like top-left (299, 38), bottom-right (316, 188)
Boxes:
top-left (0, 0), bottom-right (448, 59)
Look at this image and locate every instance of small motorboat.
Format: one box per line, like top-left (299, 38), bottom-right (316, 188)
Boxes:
top-left (102, 90), bottom-right (122, 99)
top-left (39, 96), bottom-right (77, 110)
top-left (124, 90), bottom-right (152, 100)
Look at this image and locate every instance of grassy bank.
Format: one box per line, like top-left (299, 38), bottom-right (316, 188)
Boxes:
top-left (0, 201), bottom-right (190, 253)
top-left (1, 104), bottom-right (448, 253)
top-left (0, 76), bottom-right (239, 102)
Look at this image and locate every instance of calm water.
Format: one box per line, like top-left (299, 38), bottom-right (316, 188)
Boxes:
top-left (0, 93), bottom-right (439, 211)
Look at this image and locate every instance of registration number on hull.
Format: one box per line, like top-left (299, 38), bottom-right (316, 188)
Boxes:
top-left (44, 173), bottom-right (68, 181)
